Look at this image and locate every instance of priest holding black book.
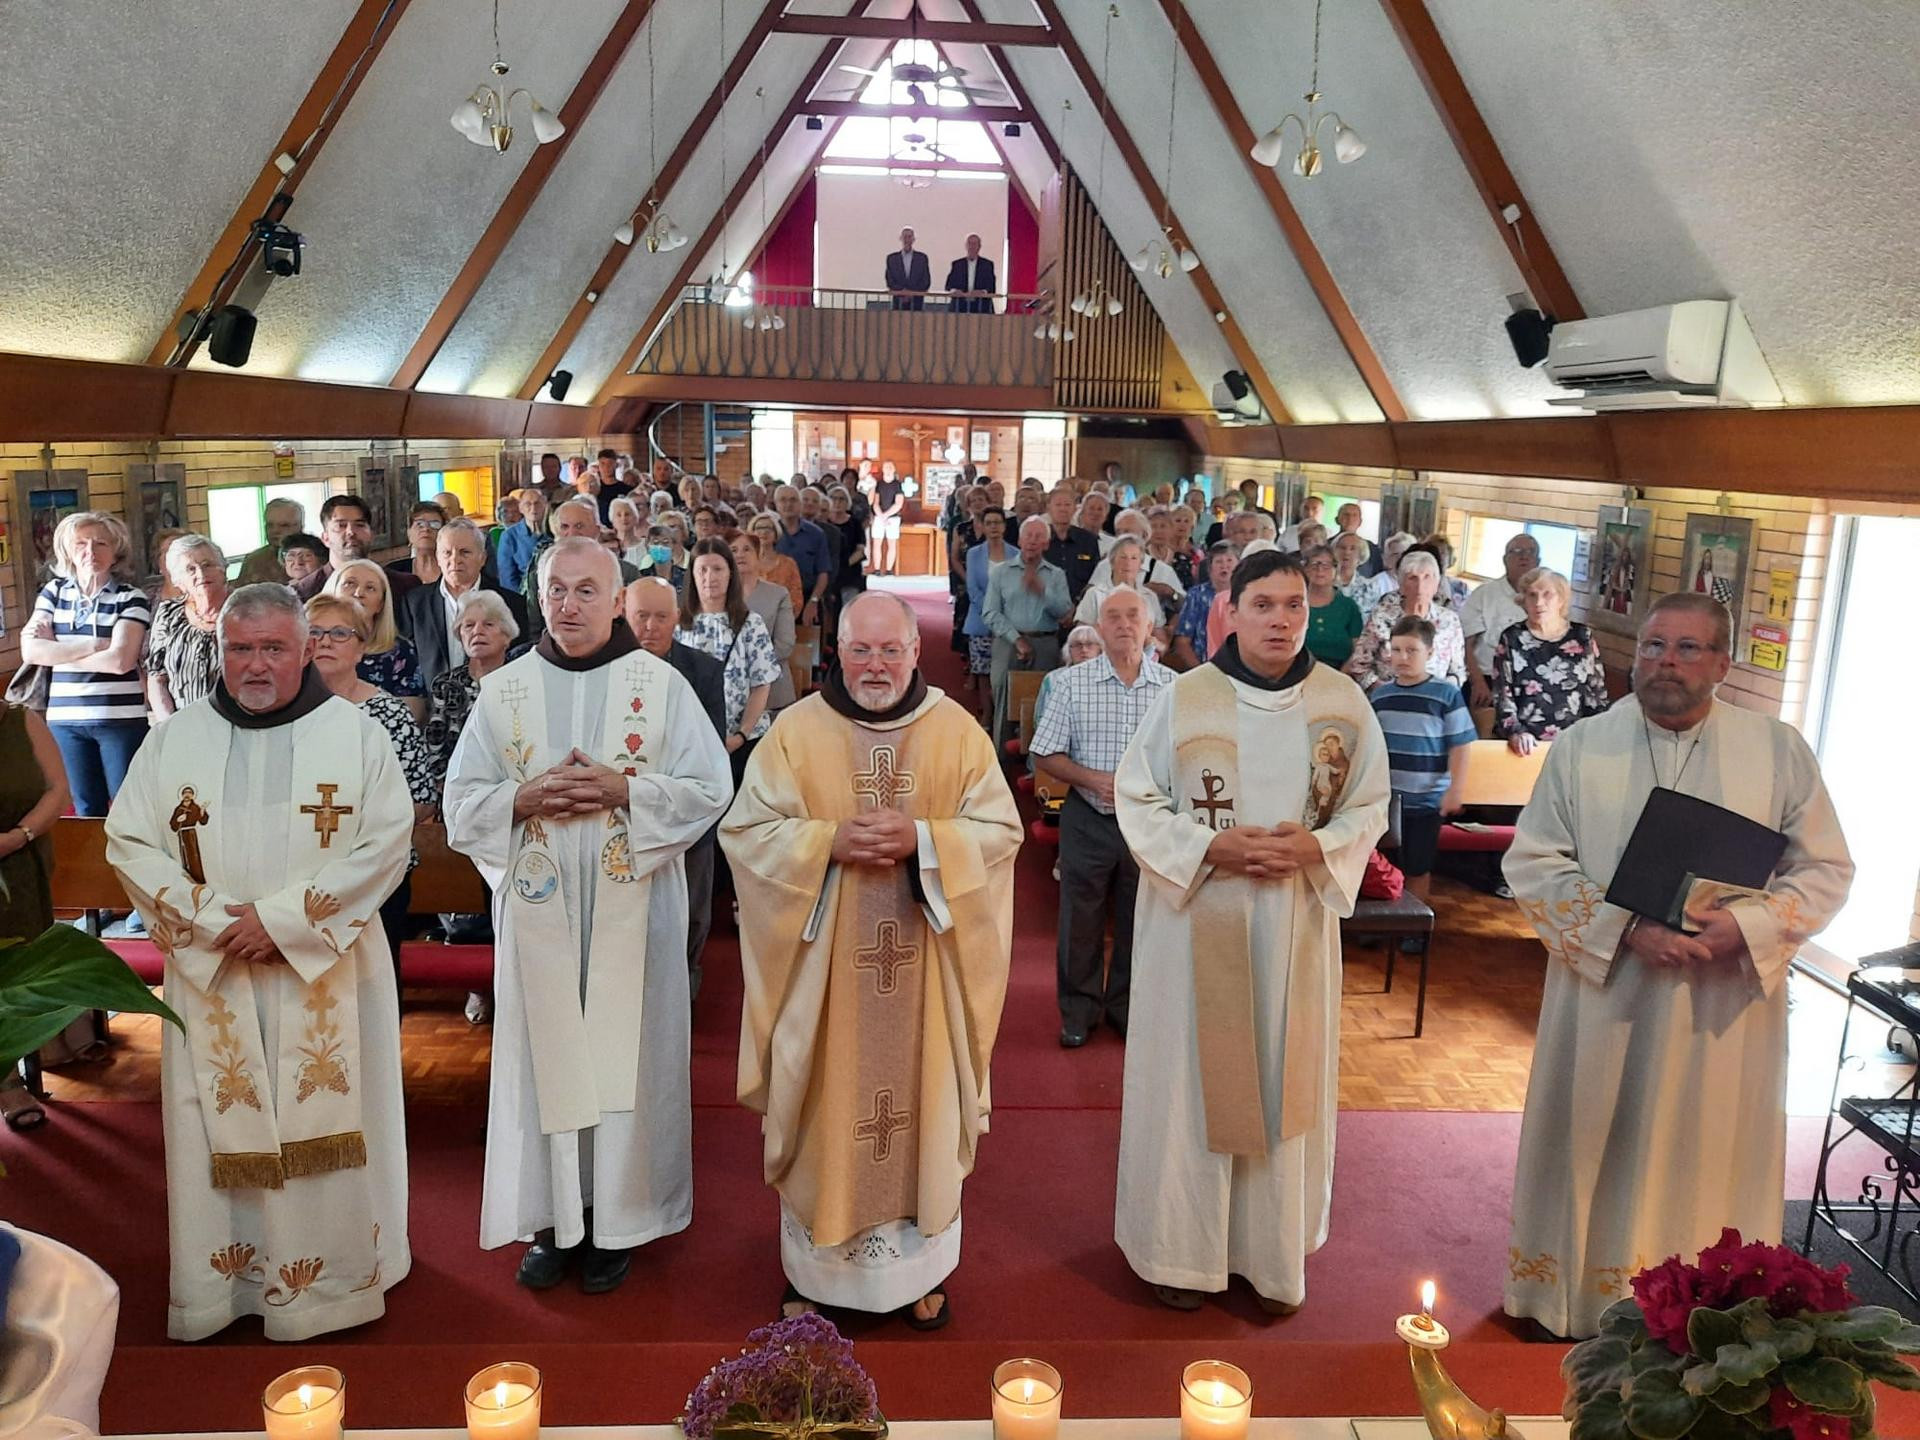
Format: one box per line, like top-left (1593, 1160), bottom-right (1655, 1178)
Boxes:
top-left (1502, 591), bottom-right (1854, 1340)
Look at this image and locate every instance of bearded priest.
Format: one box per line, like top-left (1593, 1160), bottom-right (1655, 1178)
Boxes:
top-left (444, 538), bottom-right (731, 1295)
top-left (104, 583), bottom-right (414, 1341)
top-left (721, 591), bottom-right (1020, 1330)
top-left (1114, 547), bottom-right (1388, 1314)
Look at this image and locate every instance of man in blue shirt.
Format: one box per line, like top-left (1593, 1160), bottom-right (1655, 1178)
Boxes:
top-left (1369, 616), bottom-right (1475, 902)
top-left (772, 484), bottom-right (833, 628)
top-left (1168, 543), bottom-right (1236, 670)
top-left (495, 487), bottom-right (545, 594)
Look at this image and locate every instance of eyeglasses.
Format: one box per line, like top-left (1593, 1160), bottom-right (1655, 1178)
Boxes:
top-left (1635, 638), bottom-right (1720, 662)
top-left (309, 626), bottom-right (361, 643)
top-left (843, 644), bottom-right (911, 664)
top-left (411, 518), bottom-right (443, 530)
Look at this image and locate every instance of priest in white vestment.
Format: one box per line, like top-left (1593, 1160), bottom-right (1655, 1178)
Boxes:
top-left (722, 592), bottom-right (1020, 1329)
top-left (1504, 592), bottom-right (1853, 1338)
top-left (444, 539), bottom-right (730, 1294)
top-left (104, 583), bottom-right (413, 1341)
top-left (1115, 549), bottom-right (1388, 1313)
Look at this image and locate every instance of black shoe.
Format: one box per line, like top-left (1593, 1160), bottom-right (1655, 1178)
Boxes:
top-left (1059, 1025), bottom-right (1089, 1049)
top-left (516, 1234), bottom-right (575, 1290)
top-left (1108, 1015), bottom-right (1128, 1041)
top-left (580, 1244), bottom-right (632, 1295)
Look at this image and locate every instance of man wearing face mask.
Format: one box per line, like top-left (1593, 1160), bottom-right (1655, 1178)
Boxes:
top-left (722, 592), bottom-right (1020, 1332)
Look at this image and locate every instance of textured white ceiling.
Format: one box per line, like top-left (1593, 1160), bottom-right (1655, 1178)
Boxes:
top-left (1186, 0), bottom-right (1560, 420)
top-left (224, 0), bottom-right (631, 385)
top-left (0, 0), bottom-right (361, 363)
top-left (1429, 0), bottom-right (1920, 407)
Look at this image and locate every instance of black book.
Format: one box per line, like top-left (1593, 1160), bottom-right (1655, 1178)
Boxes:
top-left (1604, 787), bottom-right (1789, 926)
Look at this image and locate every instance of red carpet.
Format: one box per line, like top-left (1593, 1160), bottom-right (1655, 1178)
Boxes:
top-left (11, 582), bottom-right (1917, 1433)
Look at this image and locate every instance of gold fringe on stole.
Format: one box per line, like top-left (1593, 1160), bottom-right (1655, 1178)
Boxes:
top-left (282, 1131), bottom-right (368, 1178)
top-left (1172, 668), bottom-right (1269, 1156)
top-left (209, 1151), bottom-right (287, 1191)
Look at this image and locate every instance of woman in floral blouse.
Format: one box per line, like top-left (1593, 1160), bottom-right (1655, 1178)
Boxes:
top-left (325, 559), bottom-right (425, 723)
top-left (1345, 548), bottom-right (1467, 691)
top-left (676, 538), bottom-right (781, 786)
top-left (1491, 567), bottom-right (1610, 754)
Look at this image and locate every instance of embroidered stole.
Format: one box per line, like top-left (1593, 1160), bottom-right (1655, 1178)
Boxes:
top-left (485, 653), bottom-right (663, 1136)
top-left (1171, 665), bottom-right (1320, 1154)
top-left (150, 704), bottom-right (369, 1190)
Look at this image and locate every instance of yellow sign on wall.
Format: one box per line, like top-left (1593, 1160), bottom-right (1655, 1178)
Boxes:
top-left (1765, 568), bottom-right (1796, 621)
top-left (1749, 621), bottom-right (1789, 672)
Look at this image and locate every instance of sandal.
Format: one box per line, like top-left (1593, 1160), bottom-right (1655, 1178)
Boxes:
top-left (1, 1085), bottom-right (47, 1131)
top-left (780, 1282), bottom-right (819, 1321)
top-left (1151, 1283), bottom-right (1205, 1311)
top-left (901, 1288), bottom-right (950, 1332)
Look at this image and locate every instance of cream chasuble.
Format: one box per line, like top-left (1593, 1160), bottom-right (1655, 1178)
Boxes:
top-left (1114, 660), bottom-right (1387, 1304)
top-left (104, 688), bottom-right (413, 1342)
top-left (1503, 697), bottom-right (1853, 1338)
top-left (721, 687), bottom-right (1020, 1311)
top-left (443, 641), bottom-right (730, 1251)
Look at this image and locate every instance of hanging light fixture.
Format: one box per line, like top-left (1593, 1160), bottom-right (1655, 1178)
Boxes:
top-left (614, 7), bottom-right (687, 250)
top-left (1067, 7), bottom-right (1123, 324)
top-left (748, 87), bottom-right (785, 331)
top-left (1249, 0), bottom-right (1365, 177)
top-left (450, 0), bottom-right (565, 153)
top-left (1133, 4), bottom-right (1200, 281)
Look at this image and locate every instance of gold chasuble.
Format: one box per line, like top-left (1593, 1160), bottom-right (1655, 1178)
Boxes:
top-left (723, 685), bottom-right (1020, 1251)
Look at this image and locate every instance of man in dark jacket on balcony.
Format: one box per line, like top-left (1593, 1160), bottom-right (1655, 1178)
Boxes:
top-left (885, 227), bottom-right (931, 310)
top-left (945, 234), bottom-right (996, 313)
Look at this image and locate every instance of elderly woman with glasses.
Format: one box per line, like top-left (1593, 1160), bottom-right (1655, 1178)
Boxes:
top-left (144, 534), bottom-right (231, 718)
top-left (1345, 545), bottom-right (1467, 692)
top-left (324, 559), bottom-right (425, 722)
top-left (388, 501), bottom-right (447, 589)
top-left (747, 512), bottom-right (805, 613)
top-left (1491, 567), bottom-right (1609, 755)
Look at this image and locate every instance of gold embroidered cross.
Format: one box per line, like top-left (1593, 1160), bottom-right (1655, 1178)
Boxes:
top-left (300, 784), bottom-right (354, 849)
top-left (851, 746), bottom-right (916, 808)
top-left (854, 920), bottom-right (919, 996)
top-left (304, 976), bottom-right (340, 1031)
top-left (1191, 769), bottom-right (1235, 831)
top-left (854, 1088), bottom-right (911, 1163)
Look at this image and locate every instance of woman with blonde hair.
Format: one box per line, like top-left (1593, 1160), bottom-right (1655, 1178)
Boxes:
top-left (20, 511), bottom-right (150, 817)
top-left (145, 534), bottom-right (231, 717)
top-left (746, 512), bottom-right (805, 613)
top-left (323, 558), bottom-right (424, 721)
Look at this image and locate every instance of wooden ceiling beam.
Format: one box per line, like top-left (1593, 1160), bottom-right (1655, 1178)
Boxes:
top-left (511, 0), bottom-right (790, 401)
top-left (953, 0), bottom-right (1061, 168)
top-left (773, 16), bottom-right (1054, 46)
top-left (1375, 0), bottom-right (1583, 323)
top-left (389, 0), bottom-right (664, 390)
top-left (1021, 0), bottom-right (1292, 425)
top-left (146, 0), bottom-right (417, 367)
top-left (799, 100), bottom-right (1030, 122)
top-left (1155, 0), bottom-right (1407, 422)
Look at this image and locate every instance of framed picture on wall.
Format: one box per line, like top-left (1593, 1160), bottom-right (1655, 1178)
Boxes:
top-left (125, 462), bottom-right (187, 584)
top-left (1380, 479), bottom-right (1441, 545)
top-left (1591, 504), bottom-right (1654, 635)
top-left (11, 467), bottom-right (90, 603)
top-left (391, 461), bottom-right (420, 540)
top-left (1681, 513), bottom-right (1754, 655)
top-left (360, 460), bottom-right (391, 547)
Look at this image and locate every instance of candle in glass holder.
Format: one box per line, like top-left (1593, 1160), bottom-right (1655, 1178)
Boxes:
top-left (465, 1362), bottom-right (542, 1440)
top-left (1179, 1360), bottom-right (1251, 1440)
top-left (262, 1366), bottom-right (345, 1440)
top-left (991, 1359), bottom-right (1063, 1440)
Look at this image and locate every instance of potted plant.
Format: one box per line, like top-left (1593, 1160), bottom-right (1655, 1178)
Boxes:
top-left (1563, 1229), bottom-right (1920, 1440)
top-left (681, 1312), bottom-right (885, 1440)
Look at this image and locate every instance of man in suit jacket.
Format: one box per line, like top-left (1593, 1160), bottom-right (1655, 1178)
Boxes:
top-left (624, 575), bottom-right (728, 1000)
top-left (884, 227), bottom-right (931, 310)
top-left (397, 518), bottom-right (529, 690)
top-left (944, 234), bottom-right (996, 313)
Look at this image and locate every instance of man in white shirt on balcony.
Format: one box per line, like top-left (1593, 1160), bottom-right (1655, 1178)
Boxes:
top-left (885, 228), bottom-right (931, 311)
top-left (945, 235), bottom-right (996, 314)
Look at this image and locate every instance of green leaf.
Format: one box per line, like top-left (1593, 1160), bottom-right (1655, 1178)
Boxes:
top-left (1567, 1390), bottom-right (1630, 1440)
top-left (1632, 1339), bottom-right (1687, 1375)
top-left (1814, 1308), bottom-right (1906, 1343)
top-left (0, 924), bottom-right (181, 1069)
top-left (1703, 1376), bottom-right (1771, 1415)
top-left (1783, 1355), bottom-right (1868, 1412)
top-left (1624, 1366), bottom-right (1706, 1440)
top-left (1765, 1318), bottom-right (1818, 1363)
top-left (1883, 1324), bottom-right (1920, 1355)
top-left (1600, 1298), bottom-right (1651, 1342)
top-left (1849, 1346), bottom-right (1920, 1392)
top-left (1682, 1362), bottom-right (1725, 1397)
top-left (1566, 1338), bottom-right (1634, 1398)
top-left (1712, 1342), bottom-right (1780, 1386)
top-left (1690, 1307), bottom-right (1744, 1359)
top-left (1684, 1405), bottom-right (1762, 1440)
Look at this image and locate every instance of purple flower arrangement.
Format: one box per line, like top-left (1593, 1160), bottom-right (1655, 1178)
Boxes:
top-left (681, 1313), bottom-right (884, 1440)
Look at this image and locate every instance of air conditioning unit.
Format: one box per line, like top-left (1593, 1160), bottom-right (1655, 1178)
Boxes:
top-left (1542, 299), bottom-right (1782, 412)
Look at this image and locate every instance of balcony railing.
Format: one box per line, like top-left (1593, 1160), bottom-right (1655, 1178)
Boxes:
top-left (629, 286), bottom-right (1056, 390)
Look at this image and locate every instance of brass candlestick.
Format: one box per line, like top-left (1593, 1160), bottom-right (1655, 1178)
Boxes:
top-left (1396, 1283), bottom-right (1528, 1440)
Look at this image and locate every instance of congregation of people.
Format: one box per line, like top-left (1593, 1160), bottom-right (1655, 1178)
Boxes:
top-left (1, 455), bottom-right (1855, 1361)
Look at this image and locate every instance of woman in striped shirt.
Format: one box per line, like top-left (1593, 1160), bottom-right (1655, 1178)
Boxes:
top-left (20, 512), bottom-right (152, 816)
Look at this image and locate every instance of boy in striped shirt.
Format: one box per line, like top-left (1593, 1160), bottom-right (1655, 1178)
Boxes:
top-left (1369, 616), bottom-right (1474, 900)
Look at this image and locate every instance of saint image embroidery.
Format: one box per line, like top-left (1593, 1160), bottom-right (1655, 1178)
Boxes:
top-left (854, 919), bottom-right (919, 996)
top-left (170, 786), bottom-right (210, 883)
top-left (851, 745), bottom-right (916, 809)
top-left (300, 783), bottom-right (354, 849)
top-left (1191, 769), bottom-right (1236, 831)
top-left (1303, 721), bottom-right (1358, 829)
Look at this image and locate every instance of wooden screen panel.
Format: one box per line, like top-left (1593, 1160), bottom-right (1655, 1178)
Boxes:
top-left (1050, 167), bottom-right (1163, 413)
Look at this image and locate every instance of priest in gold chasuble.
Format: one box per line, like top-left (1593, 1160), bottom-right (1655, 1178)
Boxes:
top-left (1114, 549), bottom-right (1388, 1314)
top-left (722, 592), bottom-right (1020, 1327)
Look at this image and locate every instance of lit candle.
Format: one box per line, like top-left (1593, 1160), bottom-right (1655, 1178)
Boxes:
top-left (465, 1362), bottom-right (542, 1440)
top-left (991, 1359), bottom-right (1063, 1440)
top-left (1179, 1361), bottom-right (1251, 1440)
top-left (262, 1367), bottom-right (345, 1440)
top-left (1396, 1279), bottom-right (1451, 1349)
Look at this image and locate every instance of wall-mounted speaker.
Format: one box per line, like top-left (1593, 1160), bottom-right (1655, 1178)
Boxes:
top-left (207, 305), bottom-right (257, 368)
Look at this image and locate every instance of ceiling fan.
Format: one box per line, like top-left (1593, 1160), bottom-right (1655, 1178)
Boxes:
top-left (833, 3), bottom-right (1012, 107)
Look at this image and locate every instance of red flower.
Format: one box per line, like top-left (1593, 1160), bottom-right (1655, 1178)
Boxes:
top-left (1769, 1387), bottom-right (1847, 1440)
top-left (1692, 1229), bottom-right (1855, 1314)
top-left (1633, 1253), bottom-right (1707, 1351)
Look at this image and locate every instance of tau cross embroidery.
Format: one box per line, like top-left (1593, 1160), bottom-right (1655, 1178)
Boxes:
top-left (854, 920), bottom-right (920, 996)
top-left (851, 746), bottom-right (916, 808)
top-left (1191, 769), bottom-right (1236, 831)
top-left (854, 1088), bottom-right (911, 1163)
top-left (300, 784), bottom-right (355, 849)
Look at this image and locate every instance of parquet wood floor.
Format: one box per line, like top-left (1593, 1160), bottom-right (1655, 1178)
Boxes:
top-left (32, 877), bottom-right (1878, 1116)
